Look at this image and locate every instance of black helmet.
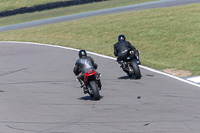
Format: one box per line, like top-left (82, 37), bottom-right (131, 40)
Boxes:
top-left (118, 34), bottom-right (126, 41)
top-left (79, 50), bottom-right (87, 58)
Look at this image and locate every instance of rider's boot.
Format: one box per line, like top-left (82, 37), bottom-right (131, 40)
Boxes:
top-left (82, 85), bottom-right (87, 94)
top-left (118, 61), bottom-right (125, 68)
top-left (135, 50), bottom-right (141, 65)
top-left (136, 54), bottom-right (141, 65)
top-left (136, 57), bottom-right (141, 65)
top-left (97, 79), bottom-right (102, 90)
top-left (78, 79), bottom-right (87, 94)
top-left (96, 73), bottom-right (102, 90)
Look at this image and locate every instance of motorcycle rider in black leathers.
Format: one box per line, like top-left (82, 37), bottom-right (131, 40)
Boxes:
top-left (114, 34), bottom-right (141, 72)
top-left (73, 50), bottom-right (101, 93)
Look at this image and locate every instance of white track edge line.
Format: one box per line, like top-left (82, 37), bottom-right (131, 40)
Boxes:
top-left (1, 41), bottom-right (200, 88)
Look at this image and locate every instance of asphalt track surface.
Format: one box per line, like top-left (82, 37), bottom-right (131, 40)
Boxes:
top-left (1, 0), bottom-right (200, 133)
top-left (0, 41), bottom-right (200, 133)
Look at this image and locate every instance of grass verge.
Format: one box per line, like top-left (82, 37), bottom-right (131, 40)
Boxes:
top-left (0, 0), bottom-right (157, 27)
top-left (0, 3), bottom-right (199, 76)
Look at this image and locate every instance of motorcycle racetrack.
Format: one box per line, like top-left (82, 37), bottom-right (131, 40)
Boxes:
top-left (0, 41), bottom-right (200, 133)
top-left (1, 0), bottom-right (200, 132)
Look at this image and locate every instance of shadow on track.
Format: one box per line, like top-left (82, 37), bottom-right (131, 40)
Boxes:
top-left (118, 75), bottom-right (143, 80)
top-left (79, 95), bottom-right (103, 101)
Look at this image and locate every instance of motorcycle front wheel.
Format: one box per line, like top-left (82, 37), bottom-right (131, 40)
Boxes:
top-left (89, 81), bottom-right (100, 100)
top-left (130, 60), bottom-right (141, 79)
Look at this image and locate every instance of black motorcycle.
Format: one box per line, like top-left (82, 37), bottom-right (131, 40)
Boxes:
top-left (120, 50), bottom-right (141, 79)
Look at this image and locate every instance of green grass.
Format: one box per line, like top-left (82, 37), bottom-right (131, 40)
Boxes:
top-left (0, 3), bottom-right (199, 76)
top-left (0, 0), bottom-right (157, 27)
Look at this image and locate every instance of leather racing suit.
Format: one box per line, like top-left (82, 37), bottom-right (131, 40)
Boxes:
top-left (114, 40), bottom-right (136, 63)
top-left (73, 55), bottom-right (98, 78)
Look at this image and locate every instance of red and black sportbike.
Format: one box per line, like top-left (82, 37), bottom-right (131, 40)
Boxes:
top-left (81, 70), bottom-right (101, 100)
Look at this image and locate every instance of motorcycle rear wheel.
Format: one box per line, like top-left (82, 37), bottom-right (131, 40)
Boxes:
top-left (89, 81), bottom-right (100, 100)
top-left (130, 60), bottom-right (141, 79)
